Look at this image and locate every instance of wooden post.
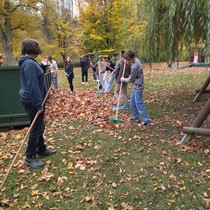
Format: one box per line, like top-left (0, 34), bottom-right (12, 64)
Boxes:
top-left (180, 97), bottom-right (210, 144)
top-left (196, 89), bottom-right (210, 94)
top-left (183, 127), bottom-right (210, 136)
top-left (193, 74), bottom-right (210, 102)
top-left (191, 98), bottom-right (210, 127)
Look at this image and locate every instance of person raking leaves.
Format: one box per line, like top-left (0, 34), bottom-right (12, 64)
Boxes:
top-left (120, 50), bottom-right (150, 127)
top-left (18, 38), bottom-right (56, 169)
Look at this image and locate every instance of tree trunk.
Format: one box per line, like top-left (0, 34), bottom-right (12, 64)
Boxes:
top-left (0, 17), bottom-right (16, 65)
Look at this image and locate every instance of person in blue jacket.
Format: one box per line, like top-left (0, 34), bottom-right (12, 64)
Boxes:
top-left (18, 38), bottom-right (56, 169)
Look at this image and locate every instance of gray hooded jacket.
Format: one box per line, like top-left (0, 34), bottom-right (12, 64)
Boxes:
top-left (124, 58), bottom-right (144, 91)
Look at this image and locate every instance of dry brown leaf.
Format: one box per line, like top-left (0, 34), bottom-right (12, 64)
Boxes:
top-left (21, 203), bottom-right (31, 209)
top-left (112, 182), bottom-right (118, 188)
top-left (31, 190), bottom-right (39, 196)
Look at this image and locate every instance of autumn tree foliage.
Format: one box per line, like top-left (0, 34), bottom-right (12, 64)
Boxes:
top-left (41, 0), bottom-right (81, 61)
top-left (0, 0), bottom-right (79, 64)
top-left (0, 0), bottom-right (208, 64)
top-left (0, 0), bottom-right (42, 64)
top-left (78, 0), bottom-right (137, 54)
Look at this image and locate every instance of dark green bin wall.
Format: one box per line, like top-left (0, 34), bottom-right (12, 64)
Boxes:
top-left (0, 66), bottom-right (52, 128)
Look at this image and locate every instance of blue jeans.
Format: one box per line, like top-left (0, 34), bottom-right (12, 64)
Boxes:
top-left (22, 102), bottom-right (46, 158)
top-left (105, 73), bottom-right (115, 93)
top-left (52, 73), bottom-right (58, 89)
top-left (99, 72), bottom-right (106, 90)
top-left (130, 90), bottom-right (150, 123)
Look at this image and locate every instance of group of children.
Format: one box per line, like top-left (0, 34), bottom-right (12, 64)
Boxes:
top-left (41, 55), bottom-right (59, 89)
top-left (88, 51), bottom-right (150, 127)
top-left (41, 51), bottom-right (150, 129)
top-left (41, 55), bottom-right (75, 93)
top-left (18, 38), bottom-right (150, 169)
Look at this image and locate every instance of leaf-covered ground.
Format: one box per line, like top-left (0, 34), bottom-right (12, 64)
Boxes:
top-left (0, 65), bottom-right (209, 209)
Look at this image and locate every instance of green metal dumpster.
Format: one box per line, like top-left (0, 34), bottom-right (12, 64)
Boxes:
top-left (0, 66), bottom-right (52, 128)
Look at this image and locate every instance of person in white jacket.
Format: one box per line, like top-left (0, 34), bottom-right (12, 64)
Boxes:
top-left (48, 55), bottom-right (58, 89)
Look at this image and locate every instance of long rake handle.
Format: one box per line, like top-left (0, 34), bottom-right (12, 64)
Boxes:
top-left (89, 56), bottom-right (115, 72)
top-left (0, 84), bottom-right (53, 192)
top-left (88, 54), bottom-right (92, 66)
top-left (101, 62), bottom-right (115, 72)
top-left (100, 84), bottom-right (115, 102)
top-left (116, 60), bottom-right (126, 118)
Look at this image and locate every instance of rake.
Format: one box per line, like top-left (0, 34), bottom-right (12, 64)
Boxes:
top-left (108, 60), bottom-right (126, 123)
top-left (0, 84), bottom-right (53, 191)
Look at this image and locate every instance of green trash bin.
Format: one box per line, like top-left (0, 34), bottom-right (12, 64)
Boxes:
top-left (0, 65), bottom-right (52, 128)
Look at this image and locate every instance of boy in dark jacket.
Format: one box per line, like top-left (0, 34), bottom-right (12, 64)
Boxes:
top-left (19, 38), bottom-right (56, 169)
top-left (80, 56), bottom-right (89, 85)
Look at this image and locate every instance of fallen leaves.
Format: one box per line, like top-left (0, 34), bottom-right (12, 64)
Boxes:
top-left (111, 182), bottom-right (118, 188)
top-left (0, 68), bottom-right (210, 209)
top-left (80, 195), bottom-right (93, 203)
top-left (168, 199), bottom-right (176, 206)
top-left (38, 168), bottom-right (54, 181)
top-left (121, 202), bottom-right (134, 210)
top-left (31, 190), bottom-right (39, 196)
top-left (45, 88), bottom-right (130, 130)
top-left (204, 198), bottom-right (210, 208)
top-left (74, 156), bottom-right (97, 172)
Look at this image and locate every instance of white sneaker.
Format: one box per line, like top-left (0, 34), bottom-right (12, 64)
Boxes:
top-left (138, 122), bottom-right (150, 127)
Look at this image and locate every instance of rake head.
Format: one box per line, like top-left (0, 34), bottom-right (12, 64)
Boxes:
top-left (96, 89), bottom-right (103, 93)
top-left (108, 117), bottom-right (123, 123)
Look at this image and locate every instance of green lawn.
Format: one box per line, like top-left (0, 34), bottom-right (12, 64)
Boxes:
top-left (0, 65), bottom-right (209, 210)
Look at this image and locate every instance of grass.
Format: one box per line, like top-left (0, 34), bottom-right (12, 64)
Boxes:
top-left (0, 63), bottom-right (209, 210)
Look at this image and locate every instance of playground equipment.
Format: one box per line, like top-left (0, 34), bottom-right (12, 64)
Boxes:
top-left (179, 63), bottom-right (210, 143)
top-left (180, 97), bottom-right (210, 143)
top-left (193, 73), bottom-right (210, 102)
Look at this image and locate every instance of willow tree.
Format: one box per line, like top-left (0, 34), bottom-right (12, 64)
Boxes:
top-left (144, 0), bottom-right (209, 64)
top-left (123, 0), bottom-right (148, 59)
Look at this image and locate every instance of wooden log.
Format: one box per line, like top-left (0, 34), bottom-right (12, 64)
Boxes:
top-left (183, 127), bottom-right (210, 136)
top-left (193, 74), bottom-right (210, 102)
top-left (180, 98), bottom-right (210, 144)
top-left (192, 98), bottom-right (210, 127)
top-left (195, 89), bottom-right (210, 94)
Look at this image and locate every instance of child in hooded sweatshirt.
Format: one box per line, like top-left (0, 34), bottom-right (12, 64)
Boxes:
top-left (121, 50), bottom-right (150, 127)
top-left (65, 56), bottom-right (74, 93)
top-left (19, 38), bottom-right (56, 169)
